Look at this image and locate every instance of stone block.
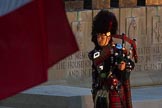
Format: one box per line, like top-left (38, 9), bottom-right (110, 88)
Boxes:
top-left (0, 85), bottom-right (93, 108)
top-left (1, 85), bottom-right (162, 108)
top-left (137, 0), bottom-right (162, 6)
top-left (64, 0), bottom-right (84, 11)
top-left (84, 0), bottom-right (110, 9)
top-left (146, 0), bottom-right (162, 5)
top-left (111, 0), bottom-right (137, 8)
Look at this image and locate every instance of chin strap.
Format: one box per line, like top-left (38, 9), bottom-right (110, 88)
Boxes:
top-left (111, 34), bottom-right (138, 63)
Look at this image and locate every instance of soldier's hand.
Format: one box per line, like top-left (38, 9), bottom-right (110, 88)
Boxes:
top-left (118, 61), bottom-right (126, 71)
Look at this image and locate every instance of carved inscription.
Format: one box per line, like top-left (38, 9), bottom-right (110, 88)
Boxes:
top-left (152, 16), bottom-right (162, 44)
top-left (134, 46), bottom-right (162, 72)
top-left (134, 63), bottom-right (162, 72)
top-left (126, 17), bottom-right (138, 39)
top-left (53, 51), bottom-right (92, 80)
top-left (53, 45), bottom-right (162, 78)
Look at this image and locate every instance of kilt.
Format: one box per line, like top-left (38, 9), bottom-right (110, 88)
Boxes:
top-left (109, 86), bottom-right (125, 108)
top-left (93, 79), bottom-right (132, 108)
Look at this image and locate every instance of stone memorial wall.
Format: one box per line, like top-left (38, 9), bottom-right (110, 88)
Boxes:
top-left (46, 6), bottom-right (162, 88)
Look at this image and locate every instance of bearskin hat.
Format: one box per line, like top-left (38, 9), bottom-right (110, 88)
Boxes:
top-left (92, 10), bottom-right (118, 48)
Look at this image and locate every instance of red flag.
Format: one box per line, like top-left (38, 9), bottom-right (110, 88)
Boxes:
top-left (44, 0), bottom-right (79, 67)
top-left (0, 0), bottom-right (78, 100)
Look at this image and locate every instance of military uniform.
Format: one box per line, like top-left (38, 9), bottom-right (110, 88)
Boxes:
top-left (89, 43), bottom-right (135, 108)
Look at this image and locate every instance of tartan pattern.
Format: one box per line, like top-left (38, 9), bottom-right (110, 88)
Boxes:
top-left (123, 80), bottom-right (133, 108)
top-left (94, 82), bottom-right (132, 108)
top-left (109, 86), bottom-right (126, 108)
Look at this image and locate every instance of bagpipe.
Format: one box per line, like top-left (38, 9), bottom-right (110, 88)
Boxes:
top-left (93, 33), bottom-right (138, 66)
top-left (111, 33), bottom-right (138, 63)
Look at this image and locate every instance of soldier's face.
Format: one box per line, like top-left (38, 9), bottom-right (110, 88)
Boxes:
top-left (97, 33), bottom-right (111, 47)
